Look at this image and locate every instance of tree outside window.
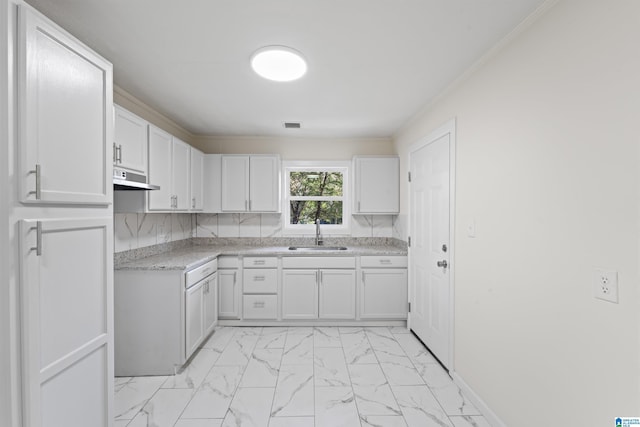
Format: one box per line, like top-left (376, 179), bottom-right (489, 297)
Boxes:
top-left (283, 162), bottom-right (350, 234)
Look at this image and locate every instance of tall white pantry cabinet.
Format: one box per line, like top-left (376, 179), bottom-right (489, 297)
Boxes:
top-left (1, 2), bottom-right (114, 427)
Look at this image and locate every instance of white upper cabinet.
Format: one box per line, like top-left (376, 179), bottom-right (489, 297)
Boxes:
top-left (172, 138), bottom-right (190, 210)
top-left (353, 156), bottom-right (399, 214)
top-left (147, 126), bottom-right (173, 210)
top-left (203, 154), bottom-right (222, 213)
top-left (221, 155), bottom-right (280, 212)
top-left (147, 125), bottom-right (190, 211)
top-left (190, 147), bottom-right (204, 211)
top-left (221, 155), bottom-right (249, 212)
top-left (249, 155), bottom-right (280, 212)
top-left (113, 105), bottom-right (147, 174)
top-left (18, 7), bottom-right (113, 205)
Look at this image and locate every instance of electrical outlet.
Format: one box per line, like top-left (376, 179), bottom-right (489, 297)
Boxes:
top-left (593, 269), bottom-right (618, 303)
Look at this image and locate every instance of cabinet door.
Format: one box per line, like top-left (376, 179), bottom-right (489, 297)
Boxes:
top-left (18, 7), bottom-right (112, 205)
top-left (221, 155), bottom-right (249, 212)
top-left (147, 125), bottom-right (173, 210)
top-left (20, 218), bottom-right (113, 427)
top-left (204, 274), bottom-right (218, 336)
top-left (185, 281), bottom-right (204, 359)
top-left (319, 269), bottom-right (356, 319)
top-left (218, 269), bottom-right (240, 319)
top-left (282, 270), bottom-right (318, 320)
top-left (114, 105), bottom-right (147, 174)
top-left (360, 269), bottom-right (408, 319)
top-left (354, 157), bottom-right (399, 214)
top-left (190, 147), bottom-right (204, 211)
top-left (249, 156), bottom-right (280, 212)
top-left (203, 154), bottom-right (222, 213)
top-left (172, 138), bottom-right (191, 210)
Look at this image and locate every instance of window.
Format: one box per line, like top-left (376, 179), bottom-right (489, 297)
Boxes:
top-left (283, 161), bottom-right (350, 234)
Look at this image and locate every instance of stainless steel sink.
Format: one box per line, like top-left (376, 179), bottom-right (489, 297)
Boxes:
top-left (288, 246), bottom-right (348, 251)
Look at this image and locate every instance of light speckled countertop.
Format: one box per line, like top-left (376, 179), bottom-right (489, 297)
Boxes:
top-left (115, 243), bottom-right (407, 271)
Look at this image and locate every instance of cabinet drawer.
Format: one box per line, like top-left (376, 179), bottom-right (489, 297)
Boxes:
top-left (218, 256), bottom-right (239, 269)
top-left (282, 256), bottom-right (355, 269)
top-left (243, 257), bottom-right (278, 268)
top-left (360, 256), bottom-right (407, 268)
top-left (185, 259), bottom-right (217, 288)
top-left (243, 295), bottom-right (277, 319)
top-left (243, 269), bottom-right (278, 293)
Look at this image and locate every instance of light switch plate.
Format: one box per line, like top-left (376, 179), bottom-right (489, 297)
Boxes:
top-left (467, 220), bottom-right (476, 238)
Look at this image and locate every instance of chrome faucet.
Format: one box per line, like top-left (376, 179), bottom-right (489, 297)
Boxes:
top-left (315, 219), bottom-right (323, 246)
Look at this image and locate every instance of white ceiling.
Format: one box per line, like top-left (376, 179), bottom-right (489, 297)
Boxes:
top-left (26, 0), bottom-right (546, 138)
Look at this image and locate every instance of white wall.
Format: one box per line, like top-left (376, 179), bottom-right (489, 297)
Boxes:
top-left (394, 0), bottom-right (640, 425)
top-left (193, 135), bottom-right (394, 159)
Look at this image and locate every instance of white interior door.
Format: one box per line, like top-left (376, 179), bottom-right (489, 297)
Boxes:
top-left (409, 126), bottom-right (453, 369)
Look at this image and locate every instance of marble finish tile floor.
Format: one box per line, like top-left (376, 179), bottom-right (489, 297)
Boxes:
top-left (115, 326), bottom-right (492, 427)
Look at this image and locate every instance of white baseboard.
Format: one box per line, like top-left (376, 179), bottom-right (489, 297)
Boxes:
top-left (451, 371), bottom-right (507, 427)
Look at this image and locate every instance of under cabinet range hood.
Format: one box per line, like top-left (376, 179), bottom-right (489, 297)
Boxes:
top-left (113, 168), bottom-right (160, 191)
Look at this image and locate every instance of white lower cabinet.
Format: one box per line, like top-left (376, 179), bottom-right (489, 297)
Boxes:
top-left (20, 218), bottom-right (113, 427)
top-left (243, 295), bottom-right (278, 319)
top-left (360, 256), bottom-right (408, 319)
top-left (114, 259), bottom-right (216, 375)
top-left (319, 270), bottom-right (356, 319)
top-left (281, 257), bottom-right (357, 320)
top-left (204, 274), bottom-right (218, 335)
top-left (282, 270), bottom-right (318, 320)
top-left (185, 280), bottom-right (205, 357)
top-left (186, 273), bottom-right (217, 357)
top-left (242, 257), bottom-right (278, 320)
top-left (218, 256), bottom-right (241, 319)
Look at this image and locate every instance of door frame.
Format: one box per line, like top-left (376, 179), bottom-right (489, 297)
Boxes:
top-left (407, 118), bottom-right (457, 370)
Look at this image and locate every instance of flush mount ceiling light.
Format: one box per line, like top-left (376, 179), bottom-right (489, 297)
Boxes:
top-left (251, 46), bottom-right (307, 82)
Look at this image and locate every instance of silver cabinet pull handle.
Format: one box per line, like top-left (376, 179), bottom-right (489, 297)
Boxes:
top-left (29, 164), bottom-right (41, 199)
top-left (30, 221), bottom-right (42, 256)
top-left (358, 201), bottom-right (361, 211)
top-left (254, 276), bottom-right (265, 281)
top-left (192, 197), bottom-right (196, 208)
top-left (113, 143), bottom-right (117, 163)
top-left (117, 144), bottom-right (122, 163)
top-left (437, 260), bottom-right (448, 268)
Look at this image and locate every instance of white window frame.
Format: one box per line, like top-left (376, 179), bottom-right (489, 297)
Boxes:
top-left (282, 160), bottom-right (350, 235)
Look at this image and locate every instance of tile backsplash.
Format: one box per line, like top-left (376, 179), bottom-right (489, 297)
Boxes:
top-left (114, 213), bottom-right (194, 253)
top-left (196, 213), bottom-right (393, 240)
top-left (115, 213), bottom-right (395, 253)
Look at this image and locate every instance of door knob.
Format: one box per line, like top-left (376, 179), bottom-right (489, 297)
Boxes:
top-left (437, 260), bottom-right (448, 268)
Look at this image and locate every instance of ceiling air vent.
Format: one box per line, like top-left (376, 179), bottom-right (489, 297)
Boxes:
top-left (283, 122), bottom-right (301, 129)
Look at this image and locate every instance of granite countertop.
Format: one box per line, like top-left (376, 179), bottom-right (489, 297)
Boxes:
top-left (115, 241), bottom-right (407, 271)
